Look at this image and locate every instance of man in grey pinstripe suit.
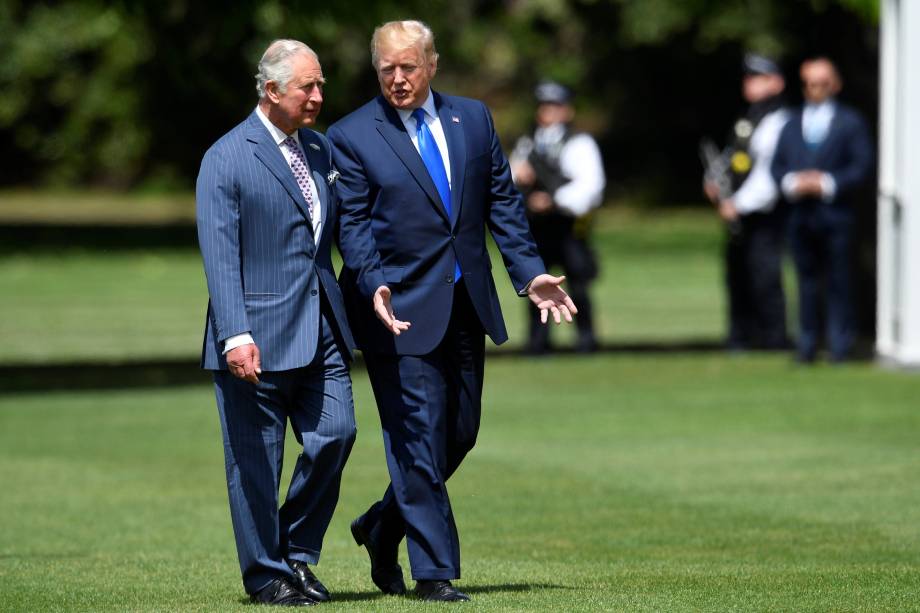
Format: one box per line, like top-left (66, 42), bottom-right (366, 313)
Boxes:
top-left (196, 40), bottom-right (357, 607)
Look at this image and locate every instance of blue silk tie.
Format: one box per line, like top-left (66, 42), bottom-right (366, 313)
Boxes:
top-left (412, 107), bottom-right (461, 281)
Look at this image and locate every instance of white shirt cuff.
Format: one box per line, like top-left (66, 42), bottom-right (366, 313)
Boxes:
top-left (223, 333), bottom-right (254, 354)
top-left (820, 173), bottom-right (837, 201)
top-left (781, 173), bottom-right (800, 201)
top-left (518, 278), bottom-right (535, 296)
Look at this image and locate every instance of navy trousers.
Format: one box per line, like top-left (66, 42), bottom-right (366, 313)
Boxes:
top-left (789, 204), bottom-right (854, 361)
top-left (724, 211), bottom-right (788, 350)
top-left (213, 310), bottom-right (356, 595)
top-left (361, 282), bottom-right (485, 580)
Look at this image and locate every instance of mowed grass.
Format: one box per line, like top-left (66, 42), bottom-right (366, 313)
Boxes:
top-left (1, 354), bottom-right (919, 611)
top-left (0, 206), bottom-right (727, 365)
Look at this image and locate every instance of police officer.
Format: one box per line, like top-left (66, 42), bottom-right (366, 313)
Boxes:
top-left (704, 54), bottom-right (790, 350)
top-left (511, 81), bottom-right (606, 354)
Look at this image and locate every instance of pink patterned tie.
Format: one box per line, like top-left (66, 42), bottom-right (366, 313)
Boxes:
top-left (281, 136), bottom-right (316, 221)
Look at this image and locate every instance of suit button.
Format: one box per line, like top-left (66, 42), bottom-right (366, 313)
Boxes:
top-left (311, 289), bottom-right (318, 296)
top-left (446, 276), bottom-right (454, 284)
top-left (450, 235), bottom-right (456, 241)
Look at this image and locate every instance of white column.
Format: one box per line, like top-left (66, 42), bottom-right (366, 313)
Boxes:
top-left (878, 0), bottom-right (920, 365)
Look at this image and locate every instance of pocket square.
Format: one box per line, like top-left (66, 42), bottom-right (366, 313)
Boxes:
top-left (327, 169), bottom-right (340, 185)
top-left (308, 143), bottom-right (321, 150)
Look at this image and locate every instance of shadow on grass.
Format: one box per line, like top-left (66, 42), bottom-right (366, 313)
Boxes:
top-left (0, 342), bottom-right (726, 393)
top-left (3, 342), bottom-right (869, 394)
top-left (233, 583), bottom-right (572, 605)
top-left (463, 582), bottom-right (573, 594)
top-left (237, 590), bottom-right (386, 605)
top-left (0, 224), bottom-right (199, 253)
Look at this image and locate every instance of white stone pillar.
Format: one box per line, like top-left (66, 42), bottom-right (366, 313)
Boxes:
top-left (877, 0), bottom-right (920, 365)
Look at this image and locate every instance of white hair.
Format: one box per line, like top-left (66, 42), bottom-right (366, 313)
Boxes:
top-left (255, 39), bottom-right (318, 99)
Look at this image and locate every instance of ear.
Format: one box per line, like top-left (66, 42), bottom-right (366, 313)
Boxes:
top-left (265, 80), bottom-right (282, 104)
top-left (428, 55), bottom-right (438, 79)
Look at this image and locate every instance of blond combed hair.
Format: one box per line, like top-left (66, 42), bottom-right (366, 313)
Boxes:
top-left (370, 20), bottom-right (438, 69)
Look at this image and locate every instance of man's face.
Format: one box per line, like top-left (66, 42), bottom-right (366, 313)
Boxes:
top-left (535, 102), bottom-right (574, 127)
top-left (267, 53), bottom-right (325, 131)
top-left (376, 43), bottom-right (436, 110)
top-left (742, 74), bottom-right (784, 104)
top-left (800, 60), bottom-right (840, 104)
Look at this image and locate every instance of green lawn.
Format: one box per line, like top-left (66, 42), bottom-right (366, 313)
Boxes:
top-left (0, 206), bottom-right (730, 365)
top-left (1, 354), bottom-right (919, 611)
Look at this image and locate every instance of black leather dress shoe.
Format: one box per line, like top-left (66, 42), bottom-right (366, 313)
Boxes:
top-left (250, 577), bottom-right (316, 606)
top-left (288, 560), bottom-right (331, 603)
top-left (350, 516), bottom-right (407, 595)
top-left (414, 580), bottom-right (470, 602)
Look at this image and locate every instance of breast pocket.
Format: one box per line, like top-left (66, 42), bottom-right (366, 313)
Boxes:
top-left (383, 267), bottom-right (405, 284)
top-left (466, 151), bottom-right (492, 173)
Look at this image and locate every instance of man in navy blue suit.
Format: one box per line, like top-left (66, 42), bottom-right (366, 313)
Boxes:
top-left (327, 20), bottom-right (578, 603)
top-left (771, 57), bottom-right (873, 362)
top-left (196, 40), bottom-right (357, 606)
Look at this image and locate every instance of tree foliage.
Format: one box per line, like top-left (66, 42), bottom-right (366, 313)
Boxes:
top-left (0, 0), bottom-right (880, 198)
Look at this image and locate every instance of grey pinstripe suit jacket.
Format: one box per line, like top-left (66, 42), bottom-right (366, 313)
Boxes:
top-left (196, 111), bottom-right (355, 371)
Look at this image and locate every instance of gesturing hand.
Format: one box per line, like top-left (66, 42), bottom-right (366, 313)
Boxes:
top-left (227, 343), bottom-right (262, 384)
top-left (373, 285), bottom-right (412, 335)
top-left (527, 274), bottom-right (579, 324)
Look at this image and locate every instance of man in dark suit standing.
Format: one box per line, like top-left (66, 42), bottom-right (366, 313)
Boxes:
top-left (771, 57), bottom-right (873, 362)
top-left (197, 39), bottom-right (357, 606)
top-left (327, 20), bottom-right (577, 602)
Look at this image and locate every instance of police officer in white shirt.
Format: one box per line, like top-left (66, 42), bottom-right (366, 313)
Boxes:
top-left (510, 81), bottom-right (606, 354)
top-left (704, 54), bottom-right (790, 350)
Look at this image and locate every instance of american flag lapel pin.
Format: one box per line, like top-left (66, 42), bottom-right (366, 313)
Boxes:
top-left (452, 116), bottom-right (460, 124)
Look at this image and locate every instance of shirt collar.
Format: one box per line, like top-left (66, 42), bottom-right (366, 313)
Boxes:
top-left (397, 89), bottom-right (437, 124)
top-left (804, 98), bottom-right (836, 116)
top-left (255, 106), bottom-right (300, 147)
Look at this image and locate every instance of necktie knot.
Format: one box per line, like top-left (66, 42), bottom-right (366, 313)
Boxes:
top-left (412, 108), bottom-right (426, 128)
top-left (282, 135), bottom-right (298, 150)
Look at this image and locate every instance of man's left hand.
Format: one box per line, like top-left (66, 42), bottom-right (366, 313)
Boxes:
top-left (527, 191), bottom-right (553, 214)
top-left (527, 274), bottom-right (578, 324)
top-left (718, 199), bottom-right (739, 222)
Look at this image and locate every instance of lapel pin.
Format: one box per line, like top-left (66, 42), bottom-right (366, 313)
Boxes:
top-left (308, 143), bottom-right (321, 150)
top-left (452, 116), bottom-right (460, 124)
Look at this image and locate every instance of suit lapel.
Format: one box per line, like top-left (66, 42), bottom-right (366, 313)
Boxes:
top-left (813, 108), bottom-right (842, 165)
top-left (299, 129), bottom-right (330, 233)
top-left (374, 97), bottom-right (450, 225)
top-left (794, 111), bottom-right (821, 164)
top-left (436, 92), bottom-right (466, 229)
top-left (245, 113), bottom-right (315, 239)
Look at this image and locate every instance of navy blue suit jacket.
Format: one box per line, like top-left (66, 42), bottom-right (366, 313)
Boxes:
top-left (327, 92), bottom-right (545, 356)
top-left (771, 102), bottom-right (873, 209)
top-left (196, 111), bottom-right (355, 371)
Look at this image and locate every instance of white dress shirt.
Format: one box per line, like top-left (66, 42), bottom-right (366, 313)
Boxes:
top-left (223, 107), bottom-right (324, 355)
top-left (255, 106), bottom-right (323, 238)
top-left (553, 132), bottom-right (606, 216)
top-left (733, 108), bottom-right (789, 215)
top-left (396, 89), bottom-right (452, 186)
top-left (802, 100), bottom-right (835, 146)
top-left (511, 124), bottom-right (606, 217)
